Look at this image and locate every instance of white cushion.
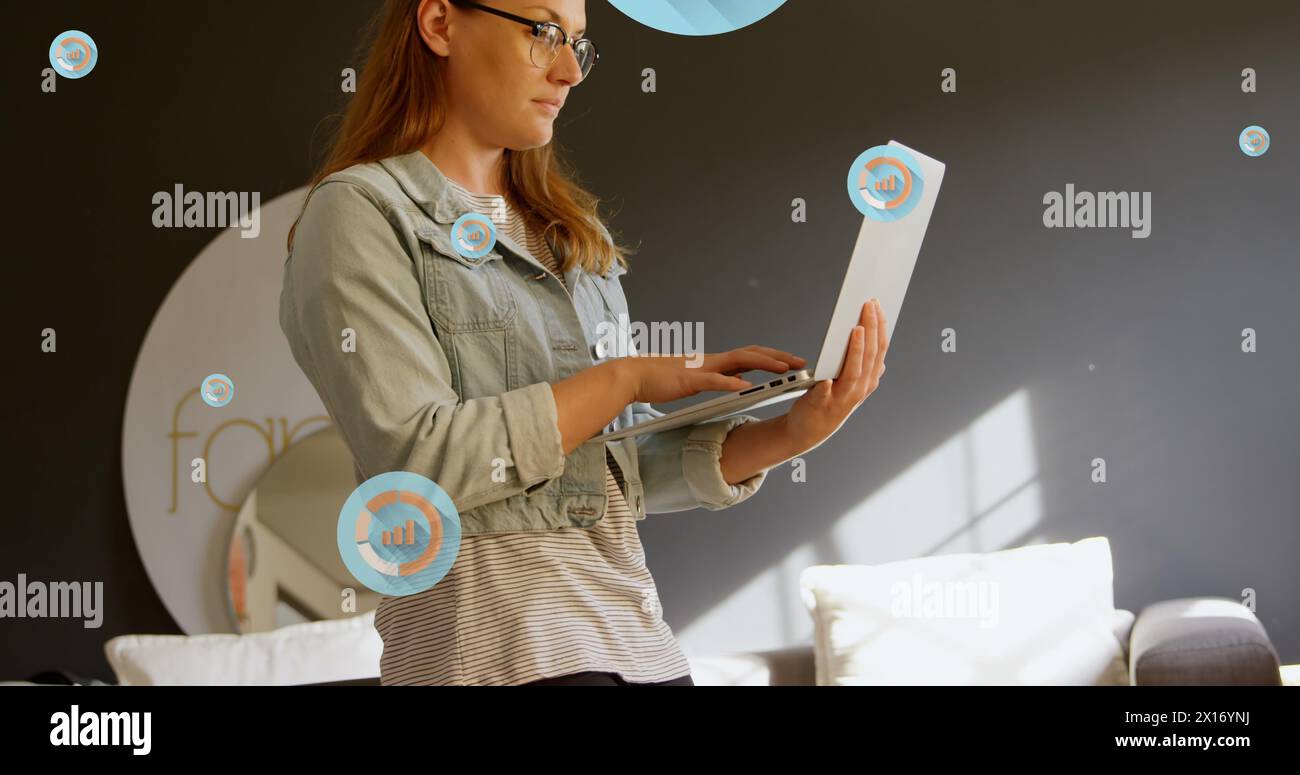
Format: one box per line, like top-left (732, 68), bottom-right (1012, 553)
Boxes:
top-left (104, 612), bottom-right (382, 686)
top-left (799, 537), bottom-right (1128, 685)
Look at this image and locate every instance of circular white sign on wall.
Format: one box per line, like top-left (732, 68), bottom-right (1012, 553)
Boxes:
top-left (121, 186), bottom-right (333, 635)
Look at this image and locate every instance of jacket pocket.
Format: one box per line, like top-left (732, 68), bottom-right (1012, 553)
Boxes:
top-left (417, 222), bottom-right (518, 333)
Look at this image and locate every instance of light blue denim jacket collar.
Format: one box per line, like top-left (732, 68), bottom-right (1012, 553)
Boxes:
top-left (377, 150), bottom-right (623, 293)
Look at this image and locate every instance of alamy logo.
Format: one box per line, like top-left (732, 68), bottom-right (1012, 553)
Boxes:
top-left (593, 313), bottom-right (704, 367)
top-left (50, 705), bottom-right (151, 756)
top-left (151, 184), bottom-right (261, 238)
top-left (0, 574), bottom-right (103, 628)
top-left (890, 573), bottom-right (1000, 629)
top-left (1042, 183), bottom-right (1151, 239)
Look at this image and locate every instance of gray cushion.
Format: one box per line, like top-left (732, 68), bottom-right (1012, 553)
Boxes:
top-left (1129, 598), bottom-right (1281, 685)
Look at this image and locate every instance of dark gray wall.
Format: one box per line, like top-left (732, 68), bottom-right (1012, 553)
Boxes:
top-left (4, 0), bottom-right (1297, 680)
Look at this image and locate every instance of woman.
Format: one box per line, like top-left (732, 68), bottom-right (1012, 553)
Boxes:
top-left (280, 0), bottom-right (887, 686)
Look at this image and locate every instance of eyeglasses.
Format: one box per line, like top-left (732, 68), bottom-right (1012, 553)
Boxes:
top-left (450, 0), bottom-right (598, 80)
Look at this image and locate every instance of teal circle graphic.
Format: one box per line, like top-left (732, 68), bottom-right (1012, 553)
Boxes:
top-left (200, 373), bottom-right (234, 407)
top-left (49, 30), bottom-right (98, 79)
top-left (1239, 125), bottom-right (1269, 157)
top-left (336, 471), bottom-right (461, 597)
top-left (846, 145), bottom-right (926, 221)
top-left (608, 0), bottom-right (787, 36)
top-left (451, 212), bottom-right (497, 260)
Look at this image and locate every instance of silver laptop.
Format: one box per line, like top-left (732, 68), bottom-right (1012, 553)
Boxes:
top-left (595, 140), bottom-right (945, 442)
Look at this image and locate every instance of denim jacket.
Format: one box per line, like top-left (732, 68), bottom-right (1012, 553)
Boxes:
top-left (279, 149), bottom-right (770, 535)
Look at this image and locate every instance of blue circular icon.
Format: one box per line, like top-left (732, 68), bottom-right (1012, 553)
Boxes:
top-left (1239, 125), bottom-right (1269, 157)
top-left (846, 145), bottom-right (926, 221)
top-left (49, 30), bottom-right (98, 79)
top-left (200, 373), bottom-right (234, 407)
top-left (450, 213), bottom-right (497, 261)
top-left (608, 0), bottom-right (787, 36)
top-left (336, 471), bottom-right (461, 597)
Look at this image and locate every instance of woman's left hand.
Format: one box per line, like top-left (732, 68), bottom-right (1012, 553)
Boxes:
top-left (780, 298), bottom-right (888, 453)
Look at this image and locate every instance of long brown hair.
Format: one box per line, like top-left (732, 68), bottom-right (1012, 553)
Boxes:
top-left (287, 0), bottom-right (633, 276)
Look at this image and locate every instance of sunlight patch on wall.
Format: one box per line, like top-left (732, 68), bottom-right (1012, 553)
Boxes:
top-left (831, 388), bottom-right (1043, 561)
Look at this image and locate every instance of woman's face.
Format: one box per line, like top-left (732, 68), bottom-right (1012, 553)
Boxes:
top-left (424, 0), bottom-right (588, 150)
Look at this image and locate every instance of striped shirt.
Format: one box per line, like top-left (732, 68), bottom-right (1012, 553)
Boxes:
top-left (372, 177), bottom-right (693, 686)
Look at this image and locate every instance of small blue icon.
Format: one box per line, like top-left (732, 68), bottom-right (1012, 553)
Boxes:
top-left (608, 0), bottom-right (787, 36)
top-left (337, 471), bottom-right (461, 597)
top-left (450, 213), bottom-right (497, 261)
top-left (1239, 125), bottom-right (1270, 157)
top-left (49, 30), bottom-right (98, 79)
top-left (846, 145), bottom-right (926, 221)
top-left (200, 373), bottom-right (234, 407)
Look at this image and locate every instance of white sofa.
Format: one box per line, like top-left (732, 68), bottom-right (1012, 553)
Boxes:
top-left (9, 537), bottom-right (1277, 687)
top-left (694, 537), bottom-right (1282, 686)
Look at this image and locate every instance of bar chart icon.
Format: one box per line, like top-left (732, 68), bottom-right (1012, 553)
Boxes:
top-left (381, 519), bottom-right (418, 546)
top-left (847, 144), bottom-right (926, 221)
top-left (351, 489), bottom-right (443, 578)
top-left (337, 471), bottom-right (462, 596)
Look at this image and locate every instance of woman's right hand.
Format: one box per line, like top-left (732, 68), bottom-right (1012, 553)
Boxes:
top-left (615, 346), bottom-right (807, 404)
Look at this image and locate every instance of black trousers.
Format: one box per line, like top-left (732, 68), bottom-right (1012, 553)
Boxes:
top-left (522, 671), bottom-right (694, 686)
